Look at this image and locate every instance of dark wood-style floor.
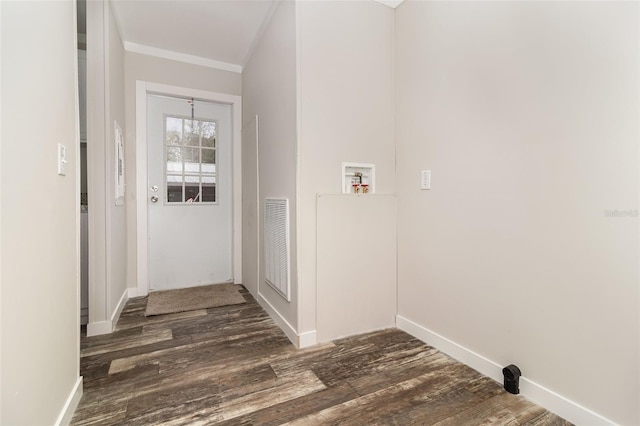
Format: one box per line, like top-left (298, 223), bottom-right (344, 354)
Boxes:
top-left (72, 286), bottom-right (571, 425)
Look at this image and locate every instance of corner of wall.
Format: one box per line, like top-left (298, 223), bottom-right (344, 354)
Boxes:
top-left (54, 377), bottom-right (83, 426)
top-left (257, 292), bottom-right (299, 347)
top-left (243, 0), bottom-right (300, 338)
top-left (396, 316), bottom-right (617, 426)
top-left (258, 292), bottom-right (317, 348)
top-left (86, 288), bottom-right (128, 336)
top-left (297, 330), bottom-right (317, 348)
top-left (86, 0), bottom-right (128, 331)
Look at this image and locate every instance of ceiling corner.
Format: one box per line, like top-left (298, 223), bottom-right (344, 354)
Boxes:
top-left (370, 0), bottom-right (405, 9)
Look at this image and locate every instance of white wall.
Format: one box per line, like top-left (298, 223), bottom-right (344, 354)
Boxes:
top-left (107, 0), bottom-right (127, 319)
top-left (86, 0), bottom-right (108, 326)
top-left (242, 0), bottom-right (299, 335)
top-left (0, 0), bottom-right (81, 423)
top-left (297, 0), bottom-right (395, 335)
top-left (124, 52), bottom-right (242, 293)
top-left (86, 0), bottom-right (128, 335)
top-left (395, 2), bottom-right (639, 424)
top-left (316, 194), bottom-right (396, 342)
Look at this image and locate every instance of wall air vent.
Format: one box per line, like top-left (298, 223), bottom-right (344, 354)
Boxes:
top-left (264, 198), bottom-right (291, 301)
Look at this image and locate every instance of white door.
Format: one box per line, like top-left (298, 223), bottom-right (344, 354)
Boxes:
top-left (147, 94), bottom-right (233, 290)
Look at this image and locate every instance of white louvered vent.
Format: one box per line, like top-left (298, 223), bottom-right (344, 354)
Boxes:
top-left (264, 198), bottom-right (291, 301)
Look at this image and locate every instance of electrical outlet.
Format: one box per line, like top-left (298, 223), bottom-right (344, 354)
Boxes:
top-left (421, 170), bottom-right (431, 190)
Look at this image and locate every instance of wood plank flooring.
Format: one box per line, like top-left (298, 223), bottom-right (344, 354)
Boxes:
top-left (72, 286), bottom-right (571, 425)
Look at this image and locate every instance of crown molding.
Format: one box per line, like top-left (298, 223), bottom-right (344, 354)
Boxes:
top-left (124, 42), bottom-right (242, 74)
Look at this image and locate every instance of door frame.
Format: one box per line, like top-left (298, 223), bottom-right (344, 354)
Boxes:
top-left (135, 81), bottom-right (242, 296)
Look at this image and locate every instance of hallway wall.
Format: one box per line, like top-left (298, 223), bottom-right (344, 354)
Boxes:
top-left (107, 0), bottom-right (127, 324)
top-left (395, 2), bottom-right (639, 424)
top-left (0, 0), bottom-right (81, 423)
top-left (86, 0), bottom-right (128, 335)
top-left (296, 0), bottom-right (396, 335)
top-left (242, 0), bottom-right (300, 338)
top-left (242, 0), bottom-right (395, 344)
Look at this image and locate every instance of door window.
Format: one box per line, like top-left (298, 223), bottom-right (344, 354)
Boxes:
top-left (164, 115), bottom-right (217, 203)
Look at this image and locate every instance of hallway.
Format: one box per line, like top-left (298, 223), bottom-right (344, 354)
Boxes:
top-left (72, 286), bottom-right (570, 425)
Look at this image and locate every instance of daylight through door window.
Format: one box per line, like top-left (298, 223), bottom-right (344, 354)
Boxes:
top-left (165, 115), bottom-right (217, 203)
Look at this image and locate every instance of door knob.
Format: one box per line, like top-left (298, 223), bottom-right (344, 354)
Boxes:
top-left (150, 196), bottom-right (159, 203)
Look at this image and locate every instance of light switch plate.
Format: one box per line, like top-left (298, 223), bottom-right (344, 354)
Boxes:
top-left (421, 170), bottom-right (431, 190)
top-left (57, 143), bottom-right (67, 176)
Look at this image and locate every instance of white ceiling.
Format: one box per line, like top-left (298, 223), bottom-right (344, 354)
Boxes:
top-left (111, 0), bottom-right (277, 72)
top-left (109, 0), bottom-right (403, 73)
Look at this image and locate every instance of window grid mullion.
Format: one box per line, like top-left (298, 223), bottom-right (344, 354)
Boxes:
top-left (181, 118), bottom-right (186, 203)
top-left (164, 115), bottom-right (217, 204)
top-left (182, 117), bottom-right (186, 203)
top-left (198, 133), bottom-right (202, 203)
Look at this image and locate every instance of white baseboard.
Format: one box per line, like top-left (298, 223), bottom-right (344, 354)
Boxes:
top-left (258, 292), bottom-right (298, 347)
top-left (86, 289), bottom-right (129, 336)
top-left (86, 320), bottom-right (112, 337)
top-left (298, 330), bottom-right (318, 348)
top-left (396, 315), bottom-right (615, 426)
top-left (55, 376), bottom-right (83, 426)
top-left (127, 287), bottom-right (141, 298)
top-left (257, 292), bottom-right (317, 348)
top-left (397, 315), bottom-right (501, 381)
top-left (111, 288), bottom-right (128, 326)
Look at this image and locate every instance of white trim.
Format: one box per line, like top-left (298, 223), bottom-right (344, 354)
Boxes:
top-left (127, 287), bottom-right (141, 299)
top-left (255, 115), bottom-right (260, 293)
top-left (298, 330), bottom-right (318, 348)
top-left (136, 81), bottom-right (243, 296)
top-left (258, 292), bottom-right (316, 348)
top-left (294, 0), bottom-right (303, 334)
top-left (135, 81), bottom-right (148, 296)
top-left (397, 315), bottom-right (499, 382)
top-left (258, 292), bottom-right (298, 347)
top-left (396, 315), bottom-right (616, 426)
top-left (0, 3), bottom-right (3, 420)
top-left (69, 13), bottom-right (82, 419)
top-left (519, 377), bottom-right (616, 426)
top-left (124, 42), bottom-right (242, 74)
top-left (111, 288), bottom-right (128, 325)
top-left (72, 9), bottom-right (83, 426)
top-left (86, 288), bottom-right (128, 336)
top-left (232, 92), bottom-right (243, 284)
top-left (54, 376), bottom-right (83, 426)
top-left (86, 320), bottom-right (111, 337)
top-left (103, 0), bottom-right (113, 340)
